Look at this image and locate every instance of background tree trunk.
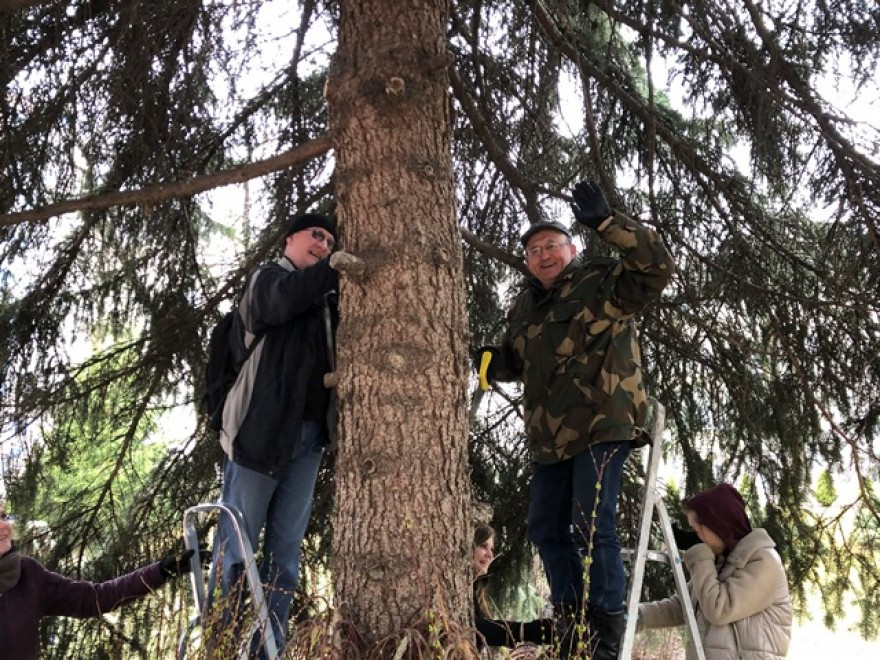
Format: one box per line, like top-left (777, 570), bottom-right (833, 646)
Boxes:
top-left (327, 0), bottom-right (472, 649)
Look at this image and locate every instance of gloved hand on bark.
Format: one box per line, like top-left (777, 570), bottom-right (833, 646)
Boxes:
top-left (570, 180), bottom-right (613, 230)
top-left (671, 525), bottom-right (702, 552)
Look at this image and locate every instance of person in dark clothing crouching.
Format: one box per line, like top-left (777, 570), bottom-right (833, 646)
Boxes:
top-left (0, 501), bottom-right (193, 660)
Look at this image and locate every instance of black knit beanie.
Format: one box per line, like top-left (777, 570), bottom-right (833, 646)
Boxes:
top-left (283, 213), bottom-right (338, 244)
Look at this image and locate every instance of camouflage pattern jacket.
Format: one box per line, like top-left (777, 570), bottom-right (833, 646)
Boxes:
top-left (492, 213), bottom-right (674, 463)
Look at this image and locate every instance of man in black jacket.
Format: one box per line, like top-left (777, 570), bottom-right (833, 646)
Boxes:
top-left (212, 212), bottom-right (342, 653)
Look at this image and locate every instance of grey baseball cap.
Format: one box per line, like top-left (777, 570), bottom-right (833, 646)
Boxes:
top-left (520, 221), bottom-right (573, 247)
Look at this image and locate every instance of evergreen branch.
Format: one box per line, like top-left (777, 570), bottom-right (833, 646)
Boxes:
top-left (738, 0), bottom-right (880, 249)
top-left (448, 66), bottom-right (545, 226)
top-left (0, 0), bottom-right (51, 14)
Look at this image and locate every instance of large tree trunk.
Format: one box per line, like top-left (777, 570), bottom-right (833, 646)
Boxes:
top-left (326, 0), bottom-right (472, 652)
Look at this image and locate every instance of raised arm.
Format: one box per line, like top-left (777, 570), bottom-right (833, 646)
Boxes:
top-left (570, 180), bottom-right (675, 319)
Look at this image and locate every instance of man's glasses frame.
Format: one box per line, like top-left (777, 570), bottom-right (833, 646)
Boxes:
top-left (309, 228), bottom-right (335, 251)
top-left (524, 240), bottom-right (571, 259)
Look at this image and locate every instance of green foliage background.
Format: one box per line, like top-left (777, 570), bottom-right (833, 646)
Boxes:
top-left (0, 0), bottom-right (878, 655)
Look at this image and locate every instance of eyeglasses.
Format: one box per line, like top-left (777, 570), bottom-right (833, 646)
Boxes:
top-left (525, 241), bottom-right (571, 259)
top-left (0, 512), bottom-right (14, 522)
top-left (309, 228), bottom-right (335, 251)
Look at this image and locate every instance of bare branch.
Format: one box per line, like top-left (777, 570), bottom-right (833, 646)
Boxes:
top-left (460, 226), bottom-right (528, 276)
top-left (0, 135), bottom-right (332, 227)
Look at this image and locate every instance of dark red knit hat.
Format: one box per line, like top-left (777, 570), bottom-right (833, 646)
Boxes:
top-left (685, 483), bottom-right (752, 554)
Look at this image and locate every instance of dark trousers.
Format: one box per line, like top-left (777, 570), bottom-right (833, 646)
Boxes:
top-left (527, 441), bottom-right (631, 613)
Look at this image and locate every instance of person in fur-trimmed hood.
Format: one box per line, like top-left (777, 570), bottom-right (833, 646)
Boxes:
top-left (639, 483), bottom-right (793, 659)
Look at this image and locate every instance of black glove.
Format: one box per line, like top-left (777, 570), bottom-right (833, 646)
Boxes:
top-left (671, 525), bottom-right (702, 552)
top-left (159, 547), bottom-right (197, 579)
top-left (570, 180), bottom-right (613, 230)
top-left (471, 346), bottom-right (500, 385)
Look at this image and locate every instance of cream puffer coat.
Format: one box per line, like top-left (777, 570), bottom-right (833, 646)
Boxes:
top-left (639, 528), bottom-right (792, 659)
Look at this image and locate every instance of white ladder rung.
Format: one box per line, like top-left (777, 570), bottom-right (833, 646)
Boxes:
top-left (620, 548), bottom-right (670, 564)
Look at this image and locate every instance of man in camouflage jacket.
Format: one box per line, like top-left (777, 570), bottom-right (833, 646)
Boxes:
top-left (476, 180), bottom-right (674, 659)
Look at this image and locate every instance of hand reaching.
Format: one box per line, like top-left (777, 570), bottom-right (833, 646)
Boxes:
top-left (159, 544), bottom-right (209, 579)
top-left (159, 548), bottom-right (195, 579)
top-left (570, 180), bottom-right (613, 230)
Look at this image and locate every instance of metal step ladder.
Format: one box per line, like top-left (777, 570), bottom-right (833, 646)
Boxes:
top-left (176, 502), bottom-right (279, 660)
top-left (619, 401), bottom-right (706, 660)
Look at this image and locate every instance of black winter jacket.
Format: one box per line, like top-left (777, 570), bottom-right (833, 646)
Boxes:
top-left (219, 256), bottom-right (338, 477)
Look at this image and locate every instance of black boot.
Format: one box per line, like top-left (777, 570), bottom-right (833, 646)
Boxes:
top-left (553, 601), bottom-right (589, 659)
top-left (588, 607), bottom-right (625, 660)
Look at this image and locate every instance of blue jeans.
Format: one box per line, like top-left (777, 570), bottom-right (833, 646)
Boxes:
top-left (527, 442), bottom-right (631, 613)
top-left (212, 421), bottom-right (324, 652)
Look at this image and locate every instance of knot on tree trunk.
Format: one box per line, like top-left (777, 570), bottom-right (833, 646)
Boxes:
top-left (385, 76), bottom-right (405, 95)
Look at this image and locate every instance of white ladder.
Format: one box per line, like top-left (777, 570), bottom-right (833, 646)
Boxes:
top-left (176, 502), bottom-right (279, 660)
top-left (619, 401), bottom-right (706, 660)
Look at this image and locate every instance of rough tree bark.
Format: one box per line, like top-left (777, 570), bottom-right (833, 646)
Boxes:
top-left (326, 0), bottom-right (472, 652)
